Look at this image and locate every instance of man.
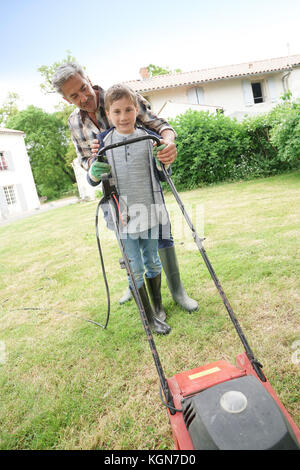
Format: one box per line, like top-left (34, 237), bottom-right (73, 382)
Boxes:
top-left (52, 62), bottom-right (198, 312)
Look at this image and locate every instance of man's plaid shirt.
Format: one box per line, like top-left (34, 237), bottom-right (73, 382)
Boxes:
top-left (68, 85), bottom-right (176, 171)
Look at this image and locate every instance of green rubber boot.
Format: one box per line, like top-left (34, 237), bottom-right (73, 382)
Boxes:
top-left (159, 245), bottom-right (199, 312)
top-left (145, 273), bottom-right (167, 322)
top-left (119, 287), bottom-right (132, 304)
top-left (133, 283), bottom-right (171, 335)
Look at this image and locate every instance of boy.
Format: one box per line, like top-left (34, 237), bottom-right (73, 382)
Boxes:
top-left (87, 84), bottom-right (171, 335)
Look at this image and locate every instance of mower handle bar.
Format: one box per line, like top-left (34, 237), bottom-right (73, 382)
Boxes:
top-left (97, 134), bottom-right (162, 161)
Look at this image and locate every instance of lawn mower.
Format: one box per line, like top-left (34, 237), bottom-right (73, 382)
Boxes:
top-left (95, 134), bottom-right (300, 450)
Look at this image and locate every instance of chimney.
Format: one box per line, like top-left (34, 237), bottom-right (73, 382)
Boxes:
top-left (139, 67), bottom-right (149, 79)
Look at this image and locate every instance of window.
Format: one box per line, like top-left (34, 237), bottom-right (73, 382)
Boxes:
top-left (187, 87), bottom-right (204, 105)
top-left (0, 152), bottom-right (8, 171)
top-left (251, 82), bottom-right (264, 104)
top-left (3, 186), bottom-right (16, 205)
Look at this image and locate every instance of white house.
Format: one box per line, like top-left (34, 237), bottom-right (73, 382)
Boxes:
top-left (123, 54), bottom-right (300, 121)
top-left (0, 128), bottom-right (40, 220)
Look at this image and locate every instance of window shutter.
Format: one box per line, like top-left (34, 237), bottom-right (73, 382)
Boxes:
top-left (0, 186), bottom-right (9, 218)
top-left (187, 88), bottom-right (198, 104)
top-left (267, 77), bottom-right (278, 103)
top-left (196, 87), bottom-right (204, 105)
top-left (242, 80), bottom-right (254, 106)
top-left (187, 87), bottom-right (204, 105)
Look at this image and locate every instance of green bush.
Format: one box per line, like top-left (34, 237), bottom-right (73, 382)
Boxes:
top-left (242, 113), bottom-right (278, 175)
top-left (242, 101), bottom-right (300, 174)
top-left (169, 110), bottom-right (250, 189)
top-left (269, 101), bottom-right (300, 167)
top-left (169, 102), bottom-right (300, 190)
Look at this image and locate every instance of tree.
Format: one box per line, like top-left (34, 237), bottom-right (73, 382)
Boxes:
top-left (0, 92), bottom-right (21, 127)
top-left (53, 101), bottom-right (77, 167)
top-left (6, 106), bottom-right (75, 199)
top-left (38, 50), bottom-right (80, 95)
top-left (147, 64), bottom-right (182, 77)
top-left (38, 51), bottom-right (79, 166)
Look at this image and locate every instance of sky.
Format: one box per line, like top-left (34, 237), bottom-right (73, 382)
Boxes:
top-left (1, 0), bottom-right (300, 113)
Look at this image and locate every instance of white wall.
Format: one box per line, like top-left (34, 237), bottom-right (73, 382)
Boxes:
top-left (0, 130), bottom-right (40, 219)
top-left (72, 158), bottom-right (98, 200)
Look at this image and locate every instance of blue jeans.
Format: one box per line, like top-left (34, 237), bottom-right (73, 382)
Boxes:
top-left (121, 226), bottom-right (162, 289)
top-left (158, 221), bottom-right (174, 249)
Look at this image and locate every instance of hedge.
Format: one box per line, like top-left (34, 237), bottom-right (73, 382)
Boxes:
top-left (168, 100), bottom-right (300, 190)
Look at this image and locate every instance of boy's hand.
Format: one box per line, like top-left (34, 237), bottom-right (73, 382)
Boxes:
top-left (90, 161), bottom-right (111, 180)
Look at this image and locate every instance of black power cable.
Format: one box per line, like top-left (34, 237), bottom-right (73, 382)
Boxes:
top-left (8, 307), bottom-right (105, 328)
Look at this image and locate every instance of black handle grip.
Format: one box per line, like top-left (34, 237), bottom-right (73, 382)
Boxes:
top-left (97, 134), bottom-right (161, 161)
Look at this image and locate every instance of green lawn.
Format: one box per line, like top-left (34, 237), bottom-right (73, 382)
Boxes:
top-left (0, 171), bottom-right (299, 449)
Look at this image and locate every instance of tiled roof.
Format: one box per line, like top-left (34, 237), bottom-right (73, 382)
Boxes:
top-left (124, 54), bottom-right (300, 92)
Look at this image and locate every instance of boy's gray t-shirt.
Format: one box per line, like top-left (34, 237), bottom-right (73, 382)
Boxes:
top-left (109, 128), bottom-right (158, 234)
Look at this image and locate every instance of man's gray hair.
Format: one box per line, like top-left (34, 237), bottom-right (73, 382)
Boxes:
top-left (52, 62), bottom-right (86, 94)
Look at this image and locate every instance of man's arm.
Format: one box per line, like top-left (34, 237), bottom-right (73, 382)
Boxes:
top-left (68, 111), bottom-right (95, 171)
top-left (70, 130), bottom-right (94, 171)
top-left (136, 93), bottom-right (177, 163)
top-left (157, 129), bottom-right (177, 165)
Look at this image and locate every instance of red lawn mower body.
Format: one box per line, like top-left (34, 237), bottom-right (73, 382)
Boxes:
top-left (167, 352), bottom-right (300, 450)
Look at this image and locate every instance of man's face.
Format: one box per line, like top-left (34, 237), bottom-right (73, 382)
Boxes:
top-left (61, 73), bottom-right (97, 113)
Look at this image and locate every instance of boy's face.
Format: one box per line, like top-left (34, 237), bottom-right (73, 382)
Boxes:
top-left (106, 96), bottom-right (138, 134)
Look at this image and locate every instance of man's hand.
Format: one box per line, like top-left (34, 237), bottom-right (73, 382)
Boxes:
top-left (156, 129), bottom-right (177, 165)
top-left (91, 139), bottom-right (100, 156)
top-left (154, 139), bottom-right (176, 166)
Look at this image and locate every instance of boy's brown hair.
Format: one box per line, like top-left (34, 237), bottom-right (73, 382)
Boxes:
top-left (104, 84), bottom-right (138, 110)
